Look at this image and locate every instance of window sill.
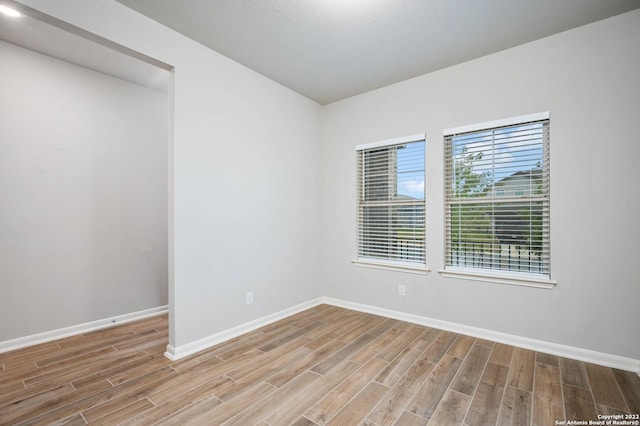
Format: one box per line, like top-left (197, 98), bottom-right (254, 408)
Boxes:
top-left (352, 258), bottom-right (430, 275)
top-left (438, 267), bottom-right (556, 289)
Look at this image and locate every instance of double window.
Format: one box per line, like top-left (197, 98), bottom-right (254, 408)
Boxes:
top-left (443, 113), bottom-right (551, 282)
top-left (354, 113), bottom-right (551, 286)
top-left (355, 135), bottom-right (426, 270)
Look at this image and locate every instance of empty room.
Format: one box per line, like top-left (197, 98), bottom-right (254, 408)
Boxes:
top-left (0, 0), bottom-right (639, 425)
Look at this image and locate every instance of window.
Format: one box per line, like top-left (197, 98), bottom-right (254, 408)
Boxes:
top-left (355, 134), bottom-right (426, 271)
top-left (443, 113), bottom-right (551, 285)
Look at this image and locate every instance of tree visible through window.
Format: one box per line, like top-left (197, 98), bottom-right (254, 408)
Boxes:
top-left (356, 136), bottom-right (426, 266)
top-left (444, 115), bottom-right (550, 277)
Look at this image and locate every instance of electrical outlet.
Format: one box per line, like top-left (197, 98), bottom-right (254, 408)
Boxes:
top-left (398, 284), bottom-right (406, 296)
top-left (246, 291), bottom-right (254, 305)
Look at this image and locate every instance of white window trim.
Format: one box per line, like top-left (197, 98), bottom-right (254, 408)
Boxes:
top-left (355, 133), bottom-right (425, 151)
top-left (439, 267), bottom-right (556, 289)
top-left (442, 112), bottom-right (553, 288)
top-left (443, 112), bottom-right (549, 136)
top-left (353, 258), bottom-right (430, 275)
top-left (354, 133), bottom-right (427, 271)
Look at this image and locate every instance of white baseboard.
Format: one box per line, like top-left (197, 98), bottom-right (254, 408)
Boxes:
top-left (321, 297), bottom-right (640, 374)
top-left (10, 297), bottom-right (633, 374)
top-left (165, 296), bottom-right (638, 374)
top-left (0, 305), bottom-right (168, 354)
top-left (164, 298), bottom-right (324, 361)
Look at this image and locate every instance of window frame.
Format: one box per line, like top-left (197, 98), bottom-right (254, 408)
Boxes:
top-left (352, 134), bottom-right (429, 274)
top-left (439, 112), bottom-right (556, 288)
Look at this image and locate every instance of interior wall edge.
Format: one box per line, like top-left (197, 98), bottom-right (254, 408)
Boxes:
top-left (164, 298), bottom-right (325, 360)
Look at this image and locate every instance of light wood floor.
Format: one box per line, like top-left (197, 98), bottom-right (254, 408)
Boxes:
top-left (1, 305), bottom-right (638, 425)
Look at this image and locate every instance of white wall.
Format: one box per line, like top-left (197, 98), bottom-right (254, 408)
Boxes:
top-left (319, 10), bottom-right (640, 360)
top-left (0, 40), bottom-right (168, 341)
top-left (15, 0), bottom-right (323, 350)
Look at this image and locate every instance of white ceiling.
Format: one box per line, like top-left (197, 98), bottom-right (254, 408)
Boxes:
top-left (114, 0), bottom-right (640, 104)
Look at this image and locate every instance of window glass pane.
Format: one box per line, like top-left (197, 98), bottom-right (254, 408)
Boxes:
top-left (360, 204), bottom-right (425, 262)
top-left (357, 139), bottom-right (426, 265)
top-left (364, 148), bottom-right (394, 201)
top-left (397, 141), bottom-right (425, 200)
top-left (445, 118), bottom-right (549, 277)
top-left (450, 122), bottom-right (544, 196)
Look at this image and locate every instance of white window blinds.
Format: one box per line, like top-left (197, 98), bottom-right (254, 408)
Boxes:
top-left (444, 114), bottom-right (550, 277)
top-left (356, 136), bottom-right (426, 265)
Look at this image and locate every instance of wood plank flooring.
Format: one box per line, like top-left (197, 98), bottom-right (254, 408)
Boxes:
top-left (1, 304), bottom-right (639, 425)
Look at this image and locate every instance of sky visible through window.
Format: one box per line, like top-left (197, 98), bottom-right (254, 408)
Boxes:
top-left (396, 141), bottom-right (425, 200)
top-left (452, 123), bottom-right (544, 187)
top-left (393, 124), bottom-right (543, 201)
